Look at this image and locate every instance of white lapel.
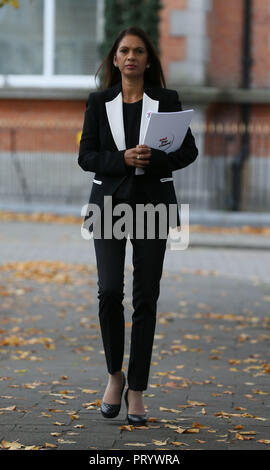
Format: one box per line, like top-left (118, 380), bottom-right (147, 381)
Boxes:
top-left (105, 90), bottom-right (159, 151)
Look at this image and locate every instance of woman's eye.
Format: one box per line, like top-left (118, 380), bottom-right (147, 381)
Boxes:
top-left (120, 49), bottom-right (144, 53)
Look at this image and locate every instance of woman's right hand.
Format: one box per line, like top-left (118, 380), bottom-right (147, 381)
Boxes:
top-left (124, 146), bottom-right (151, 169)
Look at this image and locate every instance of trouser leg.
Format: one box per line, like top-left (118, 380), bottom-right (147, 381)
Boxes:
top-left (127, 202), bottom-right (169, 391)
top-left (93, 207), bottom-right (127, 374)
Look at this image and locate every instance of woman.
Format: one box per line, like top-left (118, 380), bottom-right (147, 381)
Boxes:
top-left (78, 26), bottom-right (198, 426)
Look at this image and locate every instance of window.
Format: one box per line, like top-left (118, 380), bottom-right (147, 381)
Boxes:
top-left (0, 0), bottom-right (102, 89)
top-left (0, 0), bottom-right (43, 75)
top-left (55, 0), bottom-right (98, 75)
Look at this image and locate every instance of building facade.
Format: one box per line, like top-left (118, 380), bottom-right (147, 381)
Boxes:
top-left (0, 0), bottom-right (269, 210)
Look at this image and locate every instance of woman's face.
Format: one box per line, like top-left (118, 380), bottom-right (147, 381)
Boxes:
top-left (113, 34), bottom-right (149, 79)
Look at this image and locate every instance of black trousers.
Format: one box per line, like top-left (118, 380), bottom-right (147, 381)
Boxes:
top-left (93, 190), bottom-right (169, 391)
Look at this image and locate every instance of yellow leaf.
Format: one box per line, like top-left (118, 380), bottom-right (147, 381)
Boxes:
top-left (24, 445), bottom-right (40, 450)
top-left (187, 400), bottom-right (207, 406)
top-left (48, 409), bottom-right (64, 413)
top-left (0, 439), bottom-right (23, 449)
top-left (0, 405), bottom-right (16, 411)
top-left (119, 425), bottom-right (134, 431)
top-left (70, 414), bottom-right (79, 420)
top-left (159, 406), bottom-right (181, 413)
top-left (124, 443), bottom-right (147, 446)
top-left (56, 439), bottom-right (76, 444)
top-left (175, 427), bottom-right (186, 434)
top-left (192, 422), bottom-right (207, 428)
top-left (183, 334), bottom-right (200, 340)
top-left (158, 318), bottom-right (168, 324)
top-left (239, 431), bottom-right (256, 435)
top-left (152, 439), bottom-right (169, 445)
top-left (171, 441), bottom-right (189, 447)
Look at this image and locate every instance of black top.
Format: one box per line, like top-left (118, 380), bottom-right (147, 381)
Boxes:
top-left (113, 98), bottom-right (160, 202)
top-left (113, 99), bottom-right (141, 201)
top-left (123, 99), bottom-right (143, 150)
top-left (113, 98), bottom-right (158, 203)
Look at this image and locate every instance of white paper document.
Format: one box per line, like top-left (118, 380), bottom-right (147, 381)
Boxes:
top-left (135, 109), bottom-right (194, 175)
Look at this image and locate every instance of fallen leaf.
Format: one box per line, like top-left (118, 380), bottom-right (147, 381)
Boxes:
top-left (171, 441), bottom-right (189, 447)
top-left (56, 439), bottom-right (76, 444)
top-left (187, 401), bottom-right (206, 406)
top-left (152, 439), bottom-right (169, 446)
top-left (119, 425), bottom-right (134, 431)
top-left (124, 443), bottom-right (147, 446)
top-left (0, 405), bottom-right (16, 411)
top-left (192, 422), bottom-right (208, 429)
top-left (0, 439), bottom-right (23, 449)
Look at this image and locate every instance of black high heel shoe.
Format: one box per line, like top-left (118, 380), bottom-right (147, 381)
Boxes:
top-left (124, 387), bottom-right (148, 425)
top-left (101, 371), bottom-right (126, 419)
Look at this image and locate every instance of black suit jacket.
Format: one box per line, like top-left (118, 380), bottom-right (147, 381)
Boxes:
top-left (78, 80), bottom-right (198, 234)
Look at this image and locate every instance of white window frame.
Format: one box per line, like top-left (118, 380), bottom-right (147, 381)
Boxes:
top-left (0, 0), bottom-right (103, 90)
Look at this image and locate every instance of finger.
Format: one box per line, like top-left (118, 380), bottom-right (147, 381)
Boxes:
top-left (135, 159), bottom-right (150, 167)
top-left (135, 152), bottom-right (150, 159)
top-left (135, 149), bottom-right (150, 156)
top-left (134, 157), bottom-right (150, 165)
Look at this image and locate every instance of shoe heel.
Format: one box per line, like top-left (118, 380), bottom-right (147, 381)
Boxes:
top-left (124, 388), bottom-right (148, 426)
top-left (101, 371), bottom-right (126, 419)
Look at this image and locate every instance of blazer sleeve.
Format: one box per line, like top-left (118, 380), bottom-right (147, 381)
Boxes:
top-left (78, 93), bottom-right (129, 176)
top-left (145, 90), bottom-right (199, 176)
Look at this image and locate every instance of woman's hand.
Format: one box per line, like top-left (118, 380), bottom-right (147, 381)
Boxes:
top-left (124, 144), bottom-right (151, 169)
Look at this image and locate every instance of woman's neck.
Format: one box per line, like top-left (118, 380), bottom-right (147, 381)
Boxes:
top-left (121, 77), bottom-right (144, 103)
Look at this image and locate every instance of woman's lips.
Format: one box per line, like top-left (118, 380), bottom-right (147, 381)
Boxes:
top-left (126, 65), bottom-right (136, 68)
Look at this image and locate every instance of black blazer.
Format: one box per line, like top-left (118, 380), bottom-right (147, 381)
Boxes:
top-left (78, 80), bottom-right (198, 234)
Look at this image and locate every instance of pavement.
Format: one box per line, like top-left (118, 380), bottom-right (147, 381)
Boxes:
top-left (1, 200), bottom-right (270, 228)
top-left (0, 208), bottom-right (270, 452)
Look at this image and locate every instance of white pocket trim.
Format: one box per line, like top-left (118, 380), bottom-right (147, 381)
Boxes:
top-left (93, 179), bottom-right (102, 185)
top-left (160, 177), bottom-right (173, 183)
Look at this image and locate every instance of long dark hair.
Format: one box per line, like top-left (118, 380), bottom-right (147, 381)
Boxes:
top-left (94, 26), bottom-right (167, 90)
